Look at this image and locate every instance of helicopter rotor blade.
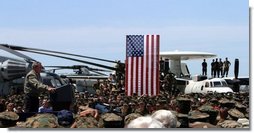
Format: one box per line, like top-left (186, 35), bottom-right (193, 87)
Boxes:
top-left (88, 68), bottom-right (111, 72)
top-left (44, 66), bottom-right (77, 69)
top-left (89, 70), bottom-right (107, 76)
top-left (1, 44), bottom-right (117, 64)
top-left (20, 49), bottom-right (116, 71)
top-left (0, 44), bottom-right (36, 62)
top-left (45, 65), bottom-right (111, 72)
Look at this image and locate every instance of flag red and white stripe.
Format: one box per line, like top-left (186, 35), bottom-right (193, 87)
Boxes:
top-left (125, 35), bottom-right (160, 96)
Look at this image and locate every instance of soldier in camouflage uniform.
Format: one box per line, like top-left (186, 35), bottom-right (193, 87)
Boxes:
top-left (101, 113), bottom-right (123, 128)
top-left (163, 72), bottom-right (177, 96)
top-left (24, 62), bottom-right (56, 113)
top-left (115, 60), bottom-right (125, 83)
top-left (17, 113), bottom-right (60, 128)
top-left (124, 113), bottom-right (142, 127)
top-left (135, 100), bottom-right (149, 116)
top-left (70, 107), bottom-right (103, 128)
top-left (0, 111), bottom-right (19, 128)
top-left (72, 115), bottom-right (103, 128)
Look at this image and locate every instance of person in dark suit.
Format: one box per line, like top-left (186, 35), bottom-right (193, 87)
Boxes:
top-left (202, 59), bottom-right (207, 76)
top-left (211, 59), bottom-right (215, 78)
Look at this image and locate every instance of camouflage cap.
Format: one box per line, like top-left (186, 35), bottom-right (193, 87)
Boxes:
top-left (177, 113), bottom-right (189, 128)
top-left (176, 97), bottom-right (191, 114)
top-left (188, 110), bottom-right (209, 123)
top-left (74, 116), bottom-right (102, 128)
top-left (218, 98), bottom-right (230, 104)
top-left (0, 111), bottom-right (19, 121)
top-left (101, 113), bottom-right (122, 122)
top-left (158, 99), bottom-right (167, 104)
top-left (111, 87), bottom-right (119, 92)
top-left (0, 112), bottom-right (19, 128)
top-left (189, 122), bottom-right (217, 128)
top-left (101, 113), bottom-right (123, 128)
top-left (228, 108), bottom-right (245, 120)
top-left (210, 98), bottom-right (218, 104)
top-left (219, 98), bottom-right (235, 109)
top-left (124, 113), bottom-right (142, 126)
top-left (198, 105), bottom-right (215, 112)
top-left (22, 113), bottom-right (60, 128)
top-left (217, 120), bottom-right (242, 128)
top-left (235, 102), bottom-right (246, 110)
top-left (198, 104), bottom-right (218, 124)
top-left (237, 118), bottom-right (249, 128)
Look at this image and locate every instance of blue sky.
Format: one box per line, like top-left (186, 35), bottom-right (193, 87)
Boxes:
top-left (0, 0), bottom-right (249, 77)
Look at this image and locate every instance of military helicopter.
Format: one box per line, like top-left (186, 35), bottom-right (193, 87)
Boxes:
top-left (0, 44), bottom-right (72, 98)
top-left (45, 65), bottom-right (110, 78)
top-left (44, 65), bottom-right (111, 93)
top-left (0, 44), bottom-right (125, 95)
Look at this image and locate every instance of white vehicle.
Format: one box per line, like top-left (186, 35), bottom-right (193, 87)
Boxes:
top-left (184, 77), bottom-right (233, 94)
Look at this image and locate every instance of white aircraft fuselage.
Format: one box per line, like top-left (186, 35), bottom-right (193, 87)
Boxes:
top-left (184, 78), bottom-right (233, 94)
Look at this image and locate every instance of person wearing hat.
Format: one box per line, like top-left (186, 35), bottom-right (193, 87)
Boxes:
top-left (24, 61), bottom-right (56, 113)
top-left (120, 102), bottom-right (131, 117)
top-left (189, 122), bottom-right (217, 128)
top-left (135, 100), bottom-right (149, 116)
top-left (0, 111), bottom-right (19, 128)
top-left (71, 106), bottom-right (104, 128)
top-left (57, 110), bottom-right (74, 128)
top-left (198, 104), bottom-right (219, 125)
top-left (124, 113), bottom-right (142, 127)
top-left (129, 101), bottom-right (137, 113)
top-left (202, 59), bottom-right (208, 76)
top-left (146, 103), bottom-right (155, 114)
top-left (18, 113), bottom-right (60, 128)
top-left (101, 113), bottom-right (123, 128)
top-left (176, 97), bottom-right (191, 114)
top-left (72, 114), bottom-right (102, 128)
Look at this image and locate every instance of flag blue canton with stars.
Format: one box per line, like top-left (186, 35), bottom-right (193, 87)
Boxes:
top-left (126, 35), bottom-right (144, 57)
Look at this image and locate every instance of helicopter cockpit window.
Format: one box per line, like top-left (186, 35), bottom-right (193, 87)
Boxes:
top-left (222, 81), bottom-right (228, 87)
top-left (50, 78), bottom-right (62, 88)
top-left (213, 81), bottom-right (221, 87)
top-left (50, 79), bottom-right (56, 87)
top-left (205, 82), bottom-right (209, 87)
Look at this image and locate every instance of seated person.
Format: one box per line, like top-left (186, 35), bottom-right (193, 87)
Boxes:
top-left (38, 99), bottom-right (53, 113)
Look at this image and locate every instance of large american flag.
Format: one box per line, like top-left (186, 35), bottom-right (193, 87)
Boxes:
top-left (125, 35), bottom-right (160, 96)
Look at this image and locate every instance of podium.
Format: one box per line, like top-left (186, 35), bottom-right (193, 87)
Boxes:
top-left (50, 84), bottom-right (74, 111)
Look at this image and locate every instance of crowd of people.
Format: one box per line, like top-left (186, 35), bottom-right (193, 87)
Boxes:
top-left (0, 61), bottom-right (249, 128)
top-left (202, 57), bottom-right (231, 78)
top-left (0, 82), bottom-right (249, 128)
